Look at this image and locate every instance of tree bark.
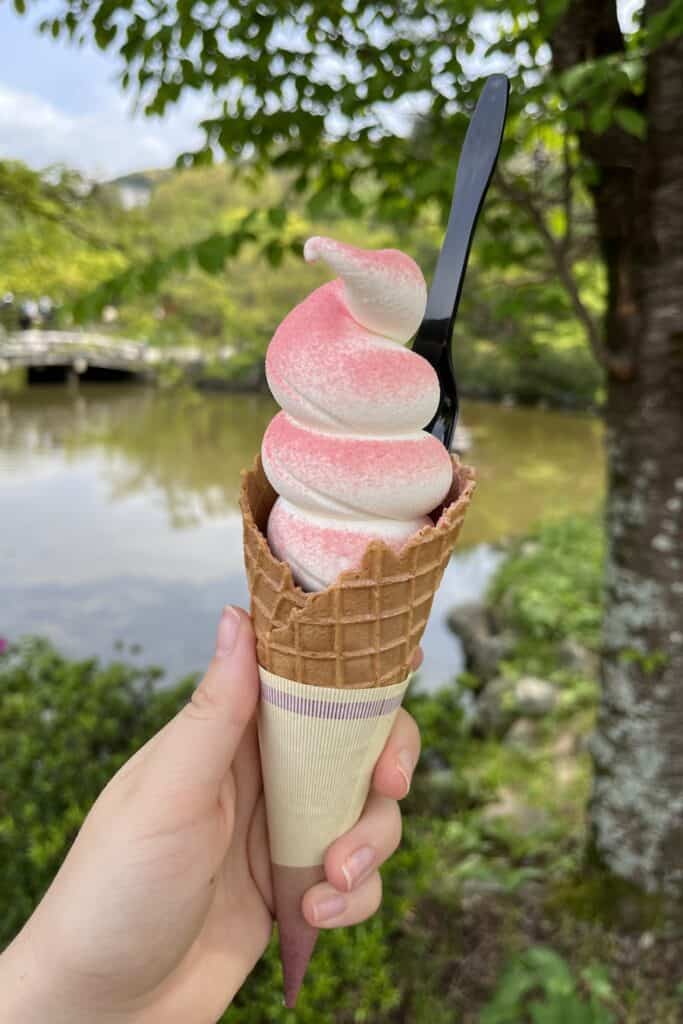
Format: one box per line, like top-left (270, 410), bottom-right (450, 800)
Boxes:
top-left (554, 0), bottom-right (683, 893)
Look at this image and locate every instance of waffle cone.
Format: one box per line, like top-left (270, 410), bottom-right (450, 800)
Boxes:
top-left (239, 453), bottom-right (476, 688)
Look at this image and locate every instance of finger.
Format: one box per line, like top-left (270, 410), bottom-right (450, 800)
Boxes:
top-left (371, 707), bottom-right (421, 801)
top-left (144, 607), bottom-right (259, 793)
top-left (324, 792), bottom-right (401, 893)
top-left (229, 717), bottom-right (262, 841)
top-left (302, 872), bottom-right (382, 929)
top-left (246, 794), bottom-right (274, 914)
top-left (226, 715), bottom-right (266, 883)
top-left (411, 647), bottom-right (424, 670)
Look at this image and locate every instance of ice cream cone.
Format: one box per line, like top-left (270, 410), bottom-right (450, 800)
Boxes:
top-left (239, 453), bottom-right (475, 1004)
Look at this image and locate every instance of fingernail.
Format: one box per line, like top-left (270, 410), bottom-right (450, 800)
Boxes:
top-left (313, 893), bottom-right (346, 924)
top-left (397, 748), bottom-right (415, 796)
top-left (341, 845), bottom-right (375, 891)
top-left (216, 607), bottom-right (240, 656)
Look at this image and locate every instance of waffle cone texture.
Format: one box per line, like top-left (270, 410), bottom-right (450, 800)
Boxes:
top-left (240, 454), bottom-right (476, 688)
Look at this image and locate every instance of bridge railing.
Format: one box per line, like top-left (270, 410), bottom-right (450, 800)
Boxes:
top-left (0, 330), bottom-right (236, 372)
top-left (0, 330), bottom-right (148, 361)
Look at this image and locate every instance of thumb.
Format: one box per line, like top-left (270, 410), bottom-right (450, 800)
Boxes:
top-left (146, 607), bottom-right (260, 792)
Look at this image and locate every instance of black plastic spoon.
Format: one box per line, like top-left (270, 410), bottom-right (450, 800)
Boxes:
top-left (413, 73), bottom-right (509, 451)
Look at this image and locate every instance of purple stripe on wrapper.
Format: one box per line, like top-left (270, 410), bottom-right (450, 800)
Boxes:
top-left (261, 682), bottom-right (404, 720)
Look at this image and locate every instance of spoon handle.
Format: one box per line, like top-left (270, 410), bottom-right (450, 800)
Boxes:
top-left (427, 74), bottom-right (509, 330)
top-left (412, 74), bottom-right (509, 450)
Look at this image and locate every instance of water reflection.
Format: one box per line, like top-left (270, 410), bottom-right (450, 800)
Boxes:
top-left (2, 388), bottom-right (277, 525)
top-left (0, 386), bottom-right (604, 687)
top-left (458, 402), bottom-right (604, 546)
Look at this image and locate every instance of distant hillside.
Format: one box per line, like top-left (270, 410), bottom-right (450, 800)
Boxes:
top-left (108, 169), bottom-right (171, 209)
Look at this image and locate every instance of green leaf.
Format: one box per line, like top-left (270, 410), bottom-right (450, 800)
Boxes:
top-left (581, 963), bottom-right (615, 1003)
top-left (262, 239), bottom-right (284, 267)
top-left (524, 947), bottom-right (575, 996)
top-left (613, 107), bottom-right (646, 139)
top-left (647, 0), bottom-right (683, 46)
top-left (306, 187), bottom-right (334, 219)
top-left (195, 235), bottom-right (229, 274)
top-left (266, 206), bottom-right (287, 228)
top-left (479, 961), bottom-right (537, 1023)
top-left (340, 187), bottom-right (364, 217)
top-left (588, 104), bottom-right (612, 135)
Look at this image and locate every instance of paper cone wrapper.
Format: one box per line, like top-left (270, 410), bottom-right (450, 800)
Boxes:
top-left (258, 666), bottom-right (411, 1006)
top-left (239, 453), bottom-right (475, 1004)
top-left (259, 667), bottom-right (411, 867)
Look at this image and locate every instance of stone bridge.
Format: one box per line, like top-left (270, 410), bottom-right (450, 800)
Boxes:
top-left (0, 331), bottom-right (228, 380)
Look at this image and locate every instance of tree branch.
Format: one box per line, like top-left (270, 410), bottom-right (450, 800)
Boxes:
top-left (561, 129), bottom-right (573, 253)
top-left (551, 0), bottom-right (625, 70)
top-left (549, 0), bottom-right (643, 382)
top-left (497, 169), bottom-right (608, 369)
top-left (0, 166), bottom-right (124, 253)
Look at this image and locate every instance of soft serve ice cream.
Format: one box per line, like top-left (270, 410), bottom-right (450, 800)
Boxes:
top-left (261, 236), bottom-right (454, 591)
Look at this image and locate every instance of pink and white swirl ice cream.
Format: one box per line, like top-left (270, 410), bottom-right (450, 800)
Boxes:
top-left (262, 236), bottom-right (454, 591)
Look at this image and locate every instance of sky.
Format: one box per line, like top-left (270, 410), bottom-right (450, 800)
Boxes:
top-left (0, 6), bottom-right (207, 178)
top-left (0, 1), bottom-right (643, 181)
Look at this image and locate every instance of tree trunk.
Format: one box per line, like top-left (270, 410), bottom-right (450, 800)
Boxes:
top-left (555, 1), bottom-right (683, 893)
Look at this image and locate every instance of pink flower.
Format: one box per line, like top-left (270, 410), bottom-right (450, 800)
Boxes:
top-left (0, 637), bottom-right (8, 655)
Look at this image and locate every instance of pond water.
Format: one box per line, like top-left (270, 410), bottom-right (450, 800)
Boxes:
top-left (0, 386), bottom-right (604, 690)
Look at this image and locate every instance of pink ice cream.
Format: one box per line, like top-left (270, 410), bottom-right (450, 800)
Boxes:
top-left (262, 236), bottom-right (454, 591)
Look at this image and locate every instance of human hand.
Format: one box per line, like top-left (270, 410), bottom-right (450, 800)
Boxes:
top-left (2, 607), bottom-right (421, 1024)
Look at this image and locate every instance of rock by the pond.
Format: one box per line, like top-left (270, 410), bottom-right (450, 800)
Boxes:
top-left (551, 729), bottom-right (580, 758)
top-left (481, 787), bottom-right (552, 832)
top-left (554, 756), bottom-right (580, 788)
top-left (514, 676), bottom-right (557, 716)
top-left (558, 637), bottom-right (599, 678)
top-left (460, 877), bottom-right (509, 910)
top-left (475, 676), bottom-right (557, 737)
top-left (416, 768), bottom-right (463, 816)
top-left (448, 602), bottom-right (515, 684)
top-left (475, 677), bottom-right (517, 736)
top-left (504, 717), bottom-right (539, 748)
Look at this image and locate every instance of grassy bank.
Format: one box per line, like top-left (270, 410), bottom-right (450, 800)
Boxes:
top-left (2, 515), bottom-right (679, 1021)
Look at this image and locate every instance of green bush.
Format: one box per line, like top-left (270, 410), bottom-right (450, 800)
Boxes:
top-left (0, 637), bottom-right (194, 945)
top-left (454, 334), bottom-right (603, 409)
top-left (480, 948), bottom-right (617, 1024)
top-left (490, 515), bottom-right (604, 652)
